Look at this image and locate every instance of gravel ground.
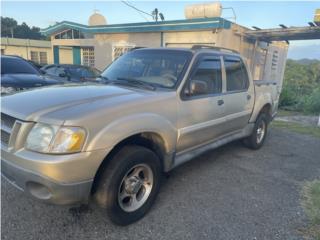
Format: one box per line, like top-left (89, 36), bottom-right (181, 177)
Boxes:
top-left (2, 128), bottom-right (320, 240)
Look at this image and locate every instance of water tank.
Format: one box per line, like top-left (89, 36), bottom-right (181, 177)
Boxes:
top-left (314, 9), bottom-right (320, 26)
top-left (88, 12), bottom-right (107, 26)
top-left (185, 2), bottom-right (222, 19)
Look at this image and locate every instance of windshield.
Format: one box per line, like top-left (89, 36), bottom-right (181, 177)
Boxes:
top-left (1, 57), bottom-right (39, 75)
top-left (101, 50), bottom-right (192, 89)
top-left (68, 66), bottom-right (101, 78)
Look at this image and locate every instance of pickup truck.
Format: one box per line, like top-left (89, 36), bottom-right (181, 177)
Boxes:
top-left (1, 47), bottom-right (279, 225)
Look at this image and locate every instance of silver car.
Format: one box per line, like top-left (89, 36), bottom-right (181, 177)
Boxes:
top-left (1, 47), bottom-right (279, 225)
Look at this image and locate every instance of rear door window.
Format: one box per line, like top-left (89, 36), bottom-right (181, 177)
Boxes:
top-left (224, 57), bottom-right (249, 92)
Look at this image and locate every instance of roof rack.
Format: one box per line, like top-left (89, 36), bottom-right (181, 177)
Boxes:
top-left (191, 45), bottom-right (239, 54)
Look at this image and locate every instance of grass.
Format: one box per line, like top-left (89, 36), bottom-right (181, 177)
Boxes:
top-left (271, 121), bottom-right (320, 138)
top-left (300, 180), bottom-right (320, 240)
top-left (277, 109), bottom-right (316, 117)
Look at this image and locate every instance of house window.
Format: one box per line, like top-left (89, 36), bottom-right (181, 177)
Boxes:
top-left (54, 29), bottom-right (92, 39)
top-left (30, 51), bottom-right (39, 63)
top-left (271, 50), bottom-right (279, 71)
top-left (1, 49), bottom-right (4, 55)
top-left (39, 52), bottom-right (48, 65)
top-left (82, 47), bottom-right (95, 67)
top-left (112, 45), bottom-right (135, 61)
top-left (30, 51), bottom-right (48, 65)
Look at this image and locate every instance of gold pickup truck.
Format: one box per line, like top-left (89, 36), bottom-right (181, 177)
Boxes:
top-left (1, 47), bottom-right (280, 225)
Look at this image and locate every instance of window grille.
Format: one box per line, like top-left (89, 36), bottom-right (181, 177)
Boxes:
top-left (82, 47), bottom-right (95, 67)
top-left (112, 45), bottom-right (135, 61)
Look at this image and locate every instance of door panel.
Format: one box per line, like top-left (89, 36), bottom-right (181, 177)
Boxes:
top-left (177, 96), bottom-right (225, 152)
top-left (222, 57), bottom-right (254, 133)
top-left (177, 55), bottom-right (225, 152)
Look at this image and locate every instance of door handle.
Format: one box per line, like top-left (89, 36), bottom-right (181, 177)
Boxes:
top-left (247, 94), bottom-right (251, 100)
top-left (217, 99), bottom-right (224, 106)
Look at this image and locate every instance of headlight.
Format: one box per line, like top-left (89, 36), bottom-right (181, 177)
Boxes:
top-left (26, 123), bottom-right (86, 154)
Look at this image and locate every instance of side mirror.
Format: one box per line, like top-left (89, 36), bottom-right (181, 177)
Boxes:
top-left (189, 80), bottom-right (208, 96)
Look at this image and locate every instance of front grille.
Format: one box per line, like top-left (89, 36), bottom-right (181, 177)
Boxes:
top-left (1, 113), bottom-right (16, 129)
top-left (1, 130), bottom-right (10, 145)
top-left (1, 113), bottom-right (18, 146)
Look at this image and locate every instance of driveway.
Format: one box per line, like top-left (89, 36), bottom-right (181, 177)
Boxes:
top-left (2, 128), bottom-right (320, 240)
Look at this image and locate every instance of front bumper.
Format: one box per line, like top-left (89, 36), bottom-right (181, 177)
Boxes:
top-left (1, 147), bottom-right (109, 205)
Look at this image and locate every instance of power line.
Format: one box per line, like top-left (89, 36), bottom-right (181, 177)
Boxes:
top-left (121, 1), bottom-right (153, 18)
top-left (126, 1), bottom-right (150, 22)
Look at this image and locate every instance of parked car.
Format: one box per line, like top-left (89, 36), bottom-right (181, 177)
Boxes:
top-left (41, 64), bottom-right (101, 82)
top-left (1, 55), bottom-right (62, 95)
top-left (1, 47), bottom-right (280, 225)
top-left (27, 60), bottom-right (44, 69)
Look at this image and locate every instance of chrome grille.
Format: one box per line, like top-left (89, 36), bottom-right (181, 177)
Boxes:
top-left (1, 130), bottom-right (10, 145)
top-left (1, 113), bottom-right (16, 129)
top-left (1, 113), bottom-right (18, 146)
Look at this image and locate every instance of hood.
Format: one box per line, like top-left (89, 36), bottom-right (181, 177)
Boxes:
top-left (1, 74), bottom-right (62, 85)
top-left (1, 84), bottom-right (149, 124)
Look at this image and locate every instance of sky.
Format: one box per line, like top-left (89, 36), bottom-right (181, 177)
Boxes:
top-left (1, 1), bottom-right (320, 59)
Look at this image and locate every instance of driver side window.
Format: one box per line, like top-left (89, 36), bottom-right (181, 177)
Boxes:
top-left (45, 66), bottom-right (57, 75)
top-left (186, 58), bottom-right (222, 97)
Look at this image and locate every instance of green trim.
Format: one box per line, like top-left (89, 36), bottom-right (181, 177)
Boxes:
top-left (41, 18), bottom-right (232, 36)
top-left (72, 46), bottom-right (81, 65)
top-left (160, 32), bottom-right (164, 47)
top-left (53, 46), bottom-right (59, 64)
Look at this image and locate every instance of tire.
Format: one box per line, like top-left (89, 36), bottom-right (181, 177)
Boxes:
top-left (94, 145), bottom-right (161, 225)
top-left (243, 113), bottom-right (268, 150)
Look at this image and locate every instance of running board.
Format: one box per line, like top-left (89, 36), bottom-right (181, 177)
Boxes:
top-left (172, 124), bottom-right (254, 169)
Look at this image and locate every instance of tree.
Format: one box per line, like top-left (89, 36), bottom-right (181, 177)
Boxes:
top-left (1, 17), bottom-right (45, 40)
top-left (280, 59), bottom-right (320, 113)
top-left (1, 17), bottom-right (17, 37)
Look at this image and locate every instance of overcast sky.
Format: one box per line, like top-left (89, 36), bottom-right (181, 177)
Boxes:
top-left (2, 1), bottom-right (320, 59)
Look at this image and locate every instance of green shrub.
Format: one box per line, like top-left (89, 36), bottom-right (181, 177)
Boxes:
top-left (302, 88), bottom-right (320, 114)
top-left (279, 59), bottom-right (320, 114)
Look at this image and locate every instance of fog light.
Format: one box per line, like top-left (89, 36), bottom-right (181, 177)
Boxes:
top-left (26, 182), bottom-right (52, 200)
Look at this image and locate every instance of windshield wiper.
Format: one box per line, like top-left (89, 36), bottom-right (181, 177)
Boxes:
top-left (112, 77), bottom-right (156, 91)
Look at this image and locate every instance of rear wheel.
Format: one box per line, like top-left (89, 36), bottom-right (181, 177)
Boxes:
top-left (243, 113), bottom-right (268, 150)
top-left (94, 145), bottom-right (161, 225)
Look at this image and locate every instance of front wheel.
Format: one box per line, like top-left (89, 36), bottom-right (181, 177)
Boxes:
top-left (243, 113), bottom-right (268, 150)
top-left (94, 145), bottom-right (161, 225)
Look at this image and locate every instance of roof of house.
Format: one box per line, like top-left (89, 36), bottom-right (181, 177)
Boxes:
top-left (40, 17), bottom-right (232, 36)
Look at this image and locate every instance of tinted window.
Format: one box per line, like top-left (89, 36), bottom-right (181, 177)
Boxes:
top-left (190, 58), bottom-right (222, 95)
top-left (56, 67), bottom-right (66, 76)
top-left (44, 66), bottom-right (57, 75)
top-left (101, 50), bottom-right (192, 88)
top-left (1, 57), bottom-right (39, 75)
top-left (68, 67), bottom-right (100, 78)
top-left (224, 57), bottom-right (249, 91)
